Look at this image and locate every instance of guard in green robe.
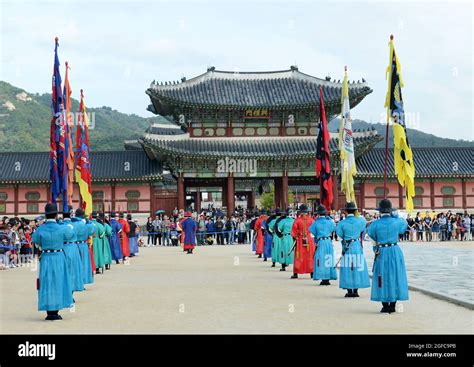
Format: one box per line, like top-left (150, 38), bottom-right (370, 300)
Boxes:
top-left (268, 209), bottom-right (281, 268)
top-left (101, 213), bottom-right (113, 270)
top-left (91, 212), bottom-right (106, 274)
top-left (277, 209), bottom-right (295, 271)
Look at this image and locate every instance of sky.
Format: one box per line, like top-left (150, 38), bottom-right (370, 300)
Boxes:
top-left (0, 0), bottom-right (472, 140)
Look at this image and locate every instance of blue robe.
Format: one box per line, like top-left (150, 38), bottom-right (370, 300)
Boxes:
top-left (368, 215), bottom-right (409, 302)
top-left (335, 215), bottom-right (370, 289)
top-left (61, 218), bottom-right (84, 292)
top-left (71, 217), bottom-right (95, 285)
top-left (263, 217), bottom-right (275, 259)
top-left (109, 219), bottom-right (123, 261)
top-left (32, 219), bottom-right (73, 311)
top-left (309, 216), bottom-right (337, 281)
top-left (182, 217), bottom-right (197, 250)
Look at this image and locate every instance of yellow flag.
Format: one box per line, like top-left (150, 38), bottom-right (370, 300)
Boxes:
top-left (385, 36), bottom-right (416, 212)
top-left (340, 67), bottom-right (356, 202)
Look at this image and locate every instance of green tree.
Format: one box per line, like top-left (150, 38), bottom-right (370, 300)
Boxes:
top-left (260, 184), bottom-right (275, 209)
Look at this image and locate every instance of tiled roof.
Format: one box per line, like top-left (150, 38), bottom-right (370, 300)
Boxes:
top-left (147, 67), bottom-right (372, 110)
top-left (0, 151), bottom-right (162, 184)
top-left (356, 147), bottom-right (474, 178)
top-left (141, 133), bottom-right (383, 159)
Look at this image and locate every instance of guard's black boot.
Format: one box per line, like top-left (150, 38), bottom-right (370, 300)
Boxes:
top-left (320, 280), bottom-right (330, 286)
top-left (389, 302), bottom-right (397, 313)
top-left (280, 264), bottom-right (286, 271)
top-left (310, 272), bottom-right (313, 278)
top-left (291, 273), bottom-right (298, 279)
top-left (258, 254), bottom-right (262, 258)
top-left (271, 262), bottom-right (276, 268)
top-left (115, 260), bottom-right (120, 265)
top-left (45, 311), bottom-right (62, 321)
top-left (345, 289), bottom-right (353, 298)
top-left (105, 264), bottom-right (110, 270)
top-left (353, 289), bottom-right (359, 297)
top-left (263, 257), bottom-right (267, 262)
top-left (96, 268), bottom-right (101, 274)
top-left (380, 302), bottom-right (390, 313)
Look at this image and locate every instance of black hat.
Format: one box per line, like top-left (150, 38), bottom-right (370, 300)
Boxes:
top-left (75, 208), bottom-right (85, 218)
top-left (45, 203), bottom-right (58, 215)
top-left (126, 214), bottom-right (132, 220)
top-left (119, 212), bottom-right (125, 218)
top-left (98, 212), bottom-right (105, 219)
top-left (275, 208), bottom-right (282, 215)
top-left (111, 211), bottom-right (116, 217)
top-left (63, 211), bottom-right (71, 219)
top-left (299, 204), bottom-right (310, 213)
top-left (377, 199), bottom-right (393, 213)
top-left (91, 211), bottom-right (98, 219)
top-left (343, 202), bottom-right (358, 211)
top-left (316, 205), bottom-right (327, 215)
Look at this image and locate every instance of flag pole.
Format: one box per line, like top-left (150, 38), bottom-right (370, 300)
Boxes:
top-left (383, 34), bottom-right (394, 199)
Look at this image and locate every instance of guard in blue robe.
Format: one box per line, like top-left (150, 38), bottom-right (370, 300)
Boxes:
top-left (263, 210), bottom-right (277, 262)
top-left (72, 208), bottom-right (95, 285)
top-left (309, 205), bottom-right (337, 285)
top-left (109, 212), bottom-right (123, 263)
top-left (60, 211), bottom-right (84, 293)
top-left (368, 199), bottom-right (409, 313)
top-left (32, 204), bottom-right (73, 320)
top-left (335, 202), bottom-right (370, 297)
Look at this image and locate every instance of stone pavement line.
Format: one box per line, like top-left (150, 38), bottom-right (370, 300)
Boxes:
top-left (356, 241), bottom-right (474, 310)
top-left (1, 244), bottom-right (473, 334)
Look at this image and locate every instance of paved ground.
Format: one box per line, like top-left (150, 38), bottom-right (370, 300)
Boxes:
top-left (1, 242), bottom-right (473, 334)
top-left (362, 241), bottom-right (474, 307)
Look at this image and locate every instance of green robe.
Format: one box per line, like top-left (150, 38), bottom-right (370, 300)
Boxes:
top-left (103, 223), bottom-right (113, 265)
top-left (268, 216), bottom-right (280, 263)
top-left (278, 217), bottom-right (295, 265)
top-left (91, 220), bottom-right (106, 269)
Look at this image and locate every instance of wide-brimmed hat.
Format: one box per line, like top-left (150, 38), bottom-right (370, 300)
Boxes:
top-left (377, 199), bottom-right (393, 213)
top-left (75, 208), bottom-right (85, 218)
top-left (91, 211), bottom-right (98, 219)
top-left (275, 208), bottom-right (282, 215)
top-left (299, 204), bottom-right (310, 213)
top-left (343, 202), bottom-right (358, 211)
top-left (45, 203), bottom-right (58, 215)
top-left (316, 205), bottom-right (327, 215)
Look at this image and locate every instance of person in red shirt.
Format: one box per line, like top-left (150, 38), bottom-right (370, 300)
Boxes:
top-left (117, 213), bottom-right (130, 261)
top-left (291, 204), bottom-right (315, 279)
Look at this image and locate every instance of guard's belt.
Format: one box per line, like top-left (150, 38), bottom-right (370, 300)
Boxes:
top-left (64, 241), bottom-right (76, 244)
top-left (283, 233), bottom-right (292, 236)
top-left (378, 243), bottom-right (397, 247)
top-left (317, 237), bottom-right (331, 241)
top-left (42, 249), bottom-right (63, 253)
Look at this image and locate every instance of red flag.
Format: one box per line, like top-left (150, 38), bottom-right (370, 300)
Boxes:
top-left (315, 87), bottom-right (333, 210)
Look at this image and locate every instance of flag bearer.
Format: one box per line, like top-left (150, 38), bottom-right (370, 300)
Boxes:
top-left (309, 205), bottom-right (337, 285)
top-left (335, 202), bottom-right (370, 297)
top-left (368, 199), bottom-right (409, 313)
top-left (61, 210), bottom-right (84, 293)
top-left (72, 208), bottom-right (95, 285)
top-left (32, 204), bottom-right (73, 321)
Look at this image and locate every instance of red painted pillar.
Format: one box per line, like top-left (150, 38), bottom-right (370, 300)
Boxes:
top-left (246, 190), bottom-right (256, 210)
top-left (398, 183), bottom-right (404, 209)
top-left (281, 173), bottom-right (288, 209)
top-left (274, 177), bottom-right (282, 209)
top-left (195, 188), bottom-right (201, 212)
top-left (359, 181), bottom-right (366, 210)
top-left (14, 184), bottom-right (19, 216)
top-left (461, 179), bottom-right (467, 209)
top-left (177, 174), bottom-right (185, 210)
top-left (111, 182), bottom-right (116, 212)
top-left (430, 179), bottom-right (435, 210)
top-left (227, 175), bottom-right (235, 215)
top-left (149, 183), bottom-right (154, 215)
top-left (332, 173), bottom-right (339, 210)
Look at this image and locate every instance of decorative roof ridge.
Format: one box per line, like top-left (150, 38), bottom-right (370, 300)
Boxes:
top-left (149, 122), bottom-right (184, 129)
top-left (144, 132), bottom-right (191, 140)
top-left (149, 67), bottom-right (368, 91)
